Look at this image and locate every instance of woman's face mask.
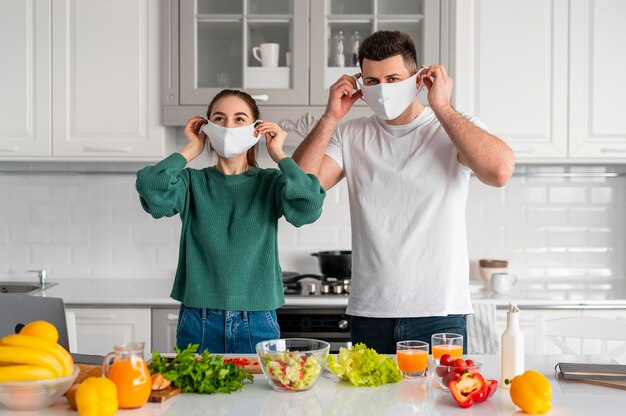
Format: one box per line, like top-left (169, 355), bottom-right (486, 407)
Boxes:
top-left (359, 71), bottom-right (423, 120)
top-left (202, 121), bottom-right (260, 158)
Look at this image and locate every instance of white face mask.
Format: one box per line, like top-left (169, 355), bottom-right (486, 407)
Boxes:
top-left (359, 72), bottom-right (422, 120)
top-left (202, 121), bottom-right (260, 158)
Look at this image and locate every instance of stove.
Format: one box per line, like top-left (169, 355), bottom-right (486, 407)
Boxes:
top-left (282, 276), bottom-right (351, 296)
top-left (279, 274), bottom-right (352, 353)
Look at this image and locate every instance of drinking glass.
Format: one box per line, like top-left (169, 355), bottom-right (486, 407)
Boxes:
top-left (431, 333), bottom-right (463, 362)
top-left (396, 340), bottom-right (429, 380)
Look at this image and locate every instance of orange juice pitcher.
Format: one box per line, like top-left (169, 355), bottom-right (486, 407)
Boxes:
top-left (103, 342), bottom-right (151, 408)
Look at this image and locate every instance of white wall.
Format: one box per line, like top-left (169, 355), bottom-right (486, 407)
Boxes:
top-left (1, 148), bottom-right (624, 282)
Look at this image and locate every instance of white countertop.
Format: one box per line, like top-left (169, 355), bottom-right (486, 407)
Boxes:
top-left (28, 278), bottom-right (626, 309)
top-left (3, 354), bottom-right (624, 415)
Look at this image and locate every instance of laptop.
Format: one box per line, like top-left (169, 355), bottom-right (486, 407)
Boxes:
top-left (0, 293), bottom-right (70, 349)
top-left (0, 293), bottom-right (103, 364)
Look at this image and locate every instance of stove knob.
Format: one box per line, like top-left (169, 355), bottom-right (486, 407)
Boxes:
top-left (333, 285), bottom-right (343, 295)
top-left (307, 283), bottom-right (317, 295)
top-left (321, 283), bottom-right (331, 294)
top-left (338, 319), bottom-right (349, 330)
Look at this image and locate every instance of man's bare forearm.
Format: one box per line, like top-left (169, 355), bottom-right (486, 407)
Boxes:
top-left (434, 106), bottom-right (515, 187)
top-left (292, 115), bottom-right (339, 175)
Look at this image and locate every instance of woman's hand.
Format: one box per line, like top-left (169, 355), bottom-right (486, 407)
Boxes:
top-left (179, 116), bottom-right (207, 162)
top-left (257, 121), bottom-right (287, 163)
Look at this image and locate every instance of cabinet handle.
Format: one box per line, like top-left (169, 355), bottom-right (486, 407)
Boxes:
top-left (166, 314), bottom-right (179, 321)
top-left (251, 94), bottom-right (269, 102)
top-left (78, 313), bottom-right (118, 320)
top-left (82, 145), bottom-right (132, 153)
top-left (0, 146), bottom-right (19, 152)
top-left (600, 148), bottom-right (626, 153)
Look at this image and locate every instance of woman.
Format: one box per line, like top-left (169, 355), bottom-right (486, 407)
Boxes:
top-left (136, 90), bottom-right (325, 353)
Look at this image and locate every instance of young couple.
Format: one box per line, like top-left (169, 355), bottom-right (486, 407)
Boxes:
top-left (136, 31), bottom-right (514, 354)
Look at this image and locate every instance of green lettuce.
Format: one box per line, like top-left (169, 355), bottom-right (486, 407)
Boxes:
top-left (327, 343), bottom-right (401, 387)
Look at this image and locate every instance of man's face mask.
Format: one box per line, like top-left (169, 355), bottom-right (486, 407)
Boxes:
top-left (202, 121), bottom-right (260, 158)
top-left (359, 70), bottom-right (424, 121)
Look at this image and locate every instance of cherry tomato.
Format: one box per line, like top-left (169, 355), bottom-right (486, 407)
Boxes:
top-left (440, 354), bottom-right (454, 366)
top-left (453, 358), bottom-right (467, 369)
top-left (465, 359), bottom-right (475, 367)
top-left (436, 365), bottom-right (449, 377)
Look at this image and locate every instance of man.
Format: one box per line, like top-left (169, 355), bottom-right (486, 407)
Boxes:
top-left (292, 31), bottom-right (514, 353)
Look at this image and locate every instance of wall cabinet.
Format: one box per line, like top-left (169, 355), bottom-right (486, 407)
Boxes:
top-left (453, 0), bottom-right (626, 162)
top-left (163, 0), bottom-right (448, 144)
top-left (0, 0), bottom-right (174, 161)
top-left (68, 307), bottom-right (151, 357)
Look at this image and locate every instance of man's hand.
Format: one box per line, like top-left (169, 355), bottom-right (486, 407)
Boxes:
top-left (179, 116), bottom-right (207, 162)
top-left (323, 74), bottom-right (363, 123)
top-left (421, 64), bottom-right (454, 114)
top-left (257, 121), bottom-right (287, 163)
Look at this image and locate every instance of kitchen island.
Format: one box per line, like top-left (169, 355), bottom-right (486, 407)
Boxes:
top-left (1, 355), bottom-right (624, 415)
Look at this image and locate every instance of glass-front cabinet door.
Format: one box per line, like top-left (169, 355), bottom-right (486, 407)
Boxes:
top-left (310, 0), bottom-right (441, 105)
top-left (179, 0), bottom-right (309, 105)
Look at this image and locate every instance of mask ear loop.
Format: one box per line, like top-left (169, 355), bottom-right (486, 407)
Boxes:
top-left (416, 66), bottom-right (428, 90)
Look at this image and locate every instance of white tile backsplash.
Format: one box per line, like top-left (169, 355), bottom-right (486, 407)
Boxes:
top-left (1, 159), bottom-right (625, 281)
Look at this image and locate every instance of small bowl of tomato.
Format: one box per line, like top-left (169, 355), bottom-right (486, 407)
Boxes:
top-left (433, 354), bottom-right (481, 391)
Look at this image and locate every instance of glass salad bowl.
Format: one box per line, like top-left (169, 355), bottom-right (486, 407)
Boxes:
top-left (256, 338), bottom-right (330, 392)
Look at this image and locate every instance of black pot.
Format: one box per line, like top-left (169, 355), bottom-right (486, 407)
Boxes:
top-left (311, 250), bottom-right (352, 278)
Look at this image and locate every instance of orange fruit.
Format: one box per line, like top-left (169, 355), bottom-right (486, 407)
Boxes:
top-left (20, 320), bottom-right (59, 343)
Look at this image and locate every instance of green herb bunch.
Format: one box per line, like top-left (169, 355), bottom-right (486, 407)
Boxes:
top-left (148, 344), bottom-right (253, 394)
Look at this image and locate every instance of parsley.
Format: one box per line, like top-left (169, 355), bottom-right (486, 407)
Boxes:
top-left (148, 344), bottom-right (253, 394)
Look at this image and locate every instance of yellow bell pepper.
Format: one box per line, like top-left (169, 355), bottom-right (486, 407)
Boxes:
top-left (507, 370), bottom-right (552, 414)
top-left (75, 377), bottom-right (119, 416)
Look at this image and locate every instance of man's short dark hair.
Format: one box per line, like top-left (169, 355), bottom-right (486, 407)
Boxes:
top-left (358, 31), bottom-right (418, 74)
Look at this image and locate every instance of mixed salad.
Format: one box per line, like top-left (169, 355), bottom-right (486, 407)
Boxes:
top-left (263, 352), bottom-right (322, 390)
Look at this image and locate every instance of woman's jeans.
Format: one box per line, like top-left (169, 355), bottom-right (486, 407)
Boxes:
top-left (176, 304), bottom-right (281, 354)
top-left (350, 314), bottom-right (468, 354)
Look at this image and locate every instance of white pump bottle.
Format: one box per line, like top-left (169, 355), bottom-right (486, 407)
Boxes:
top-left (501, 302), bottom-right (524, 388)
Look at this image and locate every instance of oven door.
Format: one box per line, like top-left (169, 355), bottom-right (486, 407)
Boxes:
top-left (276, 307), bottom-right (351, 353)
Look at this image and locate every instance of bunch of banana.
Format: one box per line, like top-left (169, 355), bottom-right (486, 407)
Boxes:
top-left (0, 333), bottom-right (74, 382)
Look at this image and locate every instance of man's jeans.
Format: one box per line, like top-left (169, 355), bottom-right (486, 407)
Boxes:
top-left (350, 314), bottom-right (468, 354)
top-left (176, 304), bottom-right (281, 353)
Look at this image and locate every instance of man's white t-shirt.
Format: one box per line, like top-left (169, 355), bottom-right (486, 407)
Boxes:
top-left (326, 107), bottom-right (487, 318)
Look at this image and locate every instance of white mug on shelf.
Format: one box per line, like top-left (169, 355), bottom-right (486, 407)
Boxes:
top-left (253, 43), bottom-right (279, 67)
top-left (490, 272), bottom-right (517, 294)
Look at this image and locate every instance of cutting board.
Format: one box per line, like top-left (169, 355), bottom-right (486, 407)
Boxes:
top-left (149, 385), bottom-right (181, 403)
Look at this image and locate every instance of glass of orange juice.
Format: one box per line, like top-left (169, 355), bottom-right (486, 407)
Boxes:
top-left (103, 342), bottom-right (151, 409)
top-left (396, 340), bottom-right (429, 380)
top-left (431, 333), bottom-right (463, 363)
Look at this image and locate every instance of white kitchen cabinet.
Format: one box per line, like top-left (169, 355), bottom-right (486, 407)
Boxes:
top-left (454, 0), bottom-right (626, 162)
top-left (568, 0), bottom-right (626, 159)
top-left (1, 0), bottom-right (174, 161)
top-left (0, 0), bottom-right (51, 157)
top-left (151, 308), bottom-right (180, 354)
top-left (495, 308), bottom-right (582, 355)
top-left (163, 0), bottom-right (448, 133)
top-left (581, 309), bottom-right (626, 361)
top-left (67, 307), bottom-right (151, 357)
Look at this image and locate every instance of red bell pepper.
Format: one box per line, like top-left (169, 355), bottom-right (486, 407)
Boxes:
top-left (449, 372), bottom-right (487, 408)
top-left (473, 379), bottom-right (498, 403)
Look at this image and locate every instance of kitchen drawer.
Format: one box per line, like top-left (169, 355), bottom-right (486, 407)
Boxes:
top-left (66, 307), bottom-right (151, 357)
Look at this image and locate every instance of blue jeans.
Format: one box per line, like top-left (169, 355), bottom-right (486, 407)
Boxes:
top-left (176, 304), bottom-right (281, 354)
top-left (350, 314), bottom-right (468, 354)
